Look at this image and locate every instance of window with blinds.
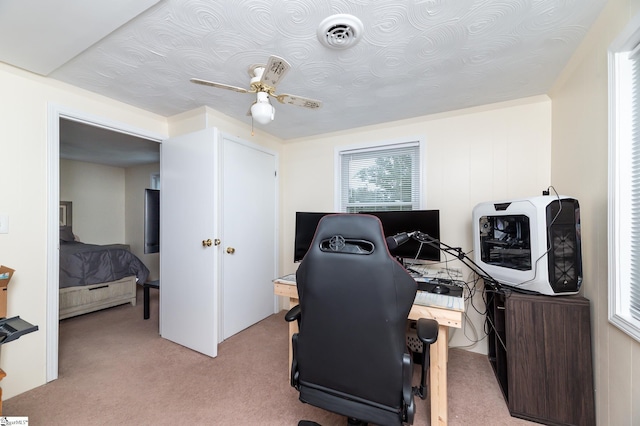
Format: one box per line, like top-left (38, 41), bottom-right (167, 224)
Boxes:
top-left (338, 142), bottom-right (421, 213)
top-left (608, 12), bottom-right (640, 343)
top-left (630, 48), bottom-right (640, 323)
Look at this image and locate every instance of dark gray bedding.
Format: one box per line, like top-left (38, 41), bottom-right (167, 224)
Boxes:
top-left (60, 241), bottom-right (150, 288)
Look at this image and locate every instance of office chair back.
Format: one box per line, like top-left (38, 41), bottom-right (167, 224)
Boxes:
top-left (293, 214), bottom-right (417, 425)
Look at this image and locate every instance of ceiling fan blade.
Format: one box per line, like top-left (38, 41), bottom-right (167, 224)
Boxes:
top-left (260, 55), bottom-right (291, 88)
top-left (276, 93), bottom-right (322, 109)
top-left (190, 78), bottom-right (249, 94)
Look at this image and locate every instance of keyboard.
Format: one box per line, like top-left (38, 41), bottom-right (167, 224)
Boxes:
top-left (415, 277), bottom-right (464, 298)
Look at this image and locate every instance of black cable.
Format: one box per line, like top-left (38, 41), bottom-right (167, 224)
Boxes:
top-left (411, 231), bottom-right (503, 292)
top-left (405, 233), bottom-right (501, 344)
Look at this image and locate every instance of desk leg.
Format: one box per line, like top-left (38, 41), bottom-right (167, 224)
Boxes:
top-left (431, 324), bottom-right (449, 426)
top-left (287, 298), bottom-right (299, 377)
top-left (143, 285), bottom-right (151, 320)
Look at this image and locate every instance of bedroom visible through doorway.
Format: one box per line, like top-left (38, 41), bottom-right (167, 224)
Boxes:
top-left (47, 105), bottom-right (164, 382)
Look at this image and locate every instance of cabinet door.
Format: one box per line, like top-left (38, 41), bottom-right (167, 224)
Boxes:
top-left (506, 294), bottom-right (595, 426)
top-left (506, 295), bottom-right (549, 419)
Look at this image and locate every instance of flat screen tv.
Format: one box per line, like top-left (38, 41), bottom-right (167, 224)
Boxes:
top-left (294, 210), bottom-right (440, 262)
top-left (144, 189), bottom-right (160, 254)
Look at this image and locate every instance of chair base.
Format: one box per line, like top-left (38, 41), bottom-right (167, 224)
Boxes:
top-left (297, 418), bottom-right (367, 425)
top-left (299, 384), bottom-right (402, 426)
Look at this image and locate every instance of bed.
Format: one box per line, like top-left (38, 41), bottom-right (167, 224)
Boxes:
top-left (59, 225), bottom-right (150, 319)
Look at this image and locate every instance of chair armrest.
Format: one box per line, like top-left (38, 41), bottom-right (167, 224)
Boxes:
top-left (413, 318), bottom-right (439, 401)
top-left (291, 333), bottom-right (300, 389)
top-left (285, 304), bottom-right (301, 322)
top-left (402, 352), bottom-right (415, 423)
top-left (416, 318), bottom-right (438, 345)
top-left (402, 352), bottom-right (413, 404)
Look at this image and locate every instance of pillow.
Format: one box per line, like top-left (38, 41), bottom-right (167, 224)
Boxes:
top-left (60, 226), bottom-right (75, 242)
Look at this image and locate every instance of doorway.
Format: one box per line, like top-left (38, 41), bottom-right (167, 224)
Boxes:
top-left (46, 104), bottom-right (165, 381)
top-left (47, 107), bottom-right (280, 379)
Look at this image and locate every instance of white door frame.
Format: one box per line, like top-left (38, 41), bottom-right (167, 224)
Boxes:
top-left (45, 103), bottom-right (166, 381)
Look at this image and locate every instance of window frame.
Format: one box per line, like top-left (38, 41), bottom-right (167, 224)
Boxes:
top-left (608, 11), bottom-right (640, 343)
top-left (150, 172), bottom-right (160, 190)
top-left (334, 138), bottom-right (424, 212)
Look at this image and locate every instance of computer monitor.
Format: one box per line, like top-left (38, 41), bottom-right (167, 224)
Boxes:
top-left (294, 210), bottom-right (441, 262)
top-left (294, 212), bottom-right (329, 262)
top-left (362, 210), bottom-right (440, 262)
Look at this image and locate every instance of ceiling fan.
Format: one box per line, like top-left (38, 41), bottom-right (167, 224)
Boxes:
top-left (191, 55), bottom-right (322, 125)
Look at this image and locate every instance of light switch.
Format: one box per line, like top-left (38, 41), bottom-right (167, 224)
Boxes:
top-left (0, 214), bottom-right (8, 234)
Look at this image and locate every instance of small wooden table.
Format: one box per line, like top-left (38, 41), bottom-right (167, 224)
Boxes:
top-left (143, 280), bottom-right (160, 320)
top-left (274, 277), bottom-right (464, 426)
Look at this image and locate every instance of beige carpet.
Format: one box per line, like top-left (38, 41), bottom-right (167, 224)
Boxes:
top-left (4, 287), bottom-right (534, 425)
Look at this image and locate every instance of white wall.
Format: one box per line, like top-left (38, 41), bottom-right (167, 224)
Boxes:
top-left (280, 96), bottom-right (552, 353)
top-left (0, 62), bottom-right (167, 399)
top-left (60, 159), bottom-right (161, 279)
top-left (168, 105), bottom-right (284, 154)
top-left (60, 159), bottom-right (126, 244)
top-left (549, 0), bottom-right (640, 424)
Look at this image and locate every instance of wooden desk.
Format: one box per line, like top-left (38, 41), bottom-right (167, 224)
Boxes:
top-left (274, 279), bottom-right (464, 426)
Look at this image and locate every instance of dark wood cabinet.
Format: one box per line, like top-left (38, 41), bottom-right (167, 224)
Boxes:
top-left (486, 291), bottom-right (595, 426)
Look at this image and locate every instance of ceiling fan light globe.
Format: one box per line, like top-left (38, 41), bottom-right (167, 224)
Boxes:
top-left (251, 102), bottom-right (274, 125)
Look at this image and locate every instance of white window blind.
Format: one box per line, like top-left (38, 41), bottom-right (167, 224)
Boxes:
top-left (339, 142), bottom-right (420, 213)
top-left (628, 44), bottom-right (640, 322)
top-left (608, 11), bottom-right (640, 343)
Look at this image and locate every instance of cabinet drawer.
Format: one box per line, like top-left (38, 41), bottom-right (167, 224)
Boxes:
top-left (59, 276), bottom-right (136, 319)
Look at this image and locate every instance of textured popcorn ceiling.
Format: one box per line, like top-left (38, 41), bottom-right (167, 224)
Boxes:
top-left (7, 0), bottom-right (607, 140)
top-left (0, 0), bottom-right (160, 75)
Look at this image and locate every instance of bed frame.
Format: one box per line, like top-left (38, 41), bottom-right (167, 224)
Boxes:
top-left (59, 276), bottom-right (137, 320)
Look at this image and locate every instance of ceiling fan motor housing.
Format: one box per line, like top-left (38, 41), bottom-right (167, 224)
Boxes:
top-left (191, 54), bottom-right (322, 124)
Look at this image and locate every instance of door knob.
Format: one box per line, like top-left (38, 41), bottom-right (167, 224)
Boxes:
top-left (226, 247), bottom-right (236, 254)
top-left (202, 239), bottom-right (212, 247)
top-left (214, 238), bottom-right (221, 246)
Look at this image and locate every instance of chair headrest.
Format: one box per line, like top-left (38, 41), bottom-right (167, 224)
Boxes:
top-left (309, 214), bottom-right (389, 259)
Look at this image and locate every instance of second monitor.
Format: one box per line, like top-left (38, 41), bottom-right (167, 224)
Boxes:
top-left (294, 210), bottom-right (440, 263)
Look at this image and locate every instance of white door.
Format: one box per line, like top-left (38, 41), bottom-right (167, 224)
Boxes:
top-left (160, 128), bottom-right (219, 357)
top-left (221, 136), bottom-right (277, 339)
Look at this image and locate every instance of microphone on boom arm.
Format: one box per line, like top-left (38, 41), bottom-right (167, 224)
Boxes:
top-left (412, 231), bottom-right (502, 291)
top-left (385, 231), bottom-right (416, 250)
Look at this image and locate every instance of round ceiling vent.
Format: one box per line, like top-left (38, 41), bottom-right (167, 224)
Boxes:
top-left (317, 14), bottom-right (363, 50)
